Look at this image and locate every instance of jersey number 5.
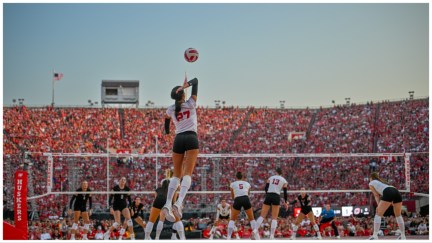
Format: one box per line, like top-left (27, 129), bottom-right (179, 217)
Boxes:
top-left (239, 184), bottom-right (243, 189)
top-left (176, 110), bottom-right (190, 121)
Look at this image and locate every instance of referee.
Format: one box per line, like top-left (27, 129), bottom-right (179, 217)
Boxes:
top-left (319, 204), bottom-right (340, 238)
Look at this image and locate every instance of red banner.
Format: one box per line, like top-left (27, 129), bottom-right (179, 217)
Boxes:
top-left (14, 170), bottom-right (28, 238)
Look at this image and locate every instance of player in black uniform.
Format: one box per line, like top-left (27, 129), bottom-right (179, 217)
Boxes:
top-left (130, 197), bottom-right (146, 233)
top-left (68, 180), bottom-right (92, 240)
top-left (290, 187), bottom-right (322, 240)
top-left (145, 171), bottom-right (185, 240)
top-left (103, 177), bottom-right (135, 240)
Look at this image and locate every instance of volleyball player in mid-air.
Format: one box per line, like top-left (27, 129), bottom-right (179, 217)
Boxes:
top-left (228, 171), bottom-right (261, 240)
top-left (290, 187), bottom-right (322, 240)
top-left (68, 180), bottom-right (92, 240)
top-left (162, 77), bottom-right (199, 222)
top-left (368, 172), bottom-right (406, 240)
top-left (104, 177), bottom-right (135, 240)
top-left (254, 168), bottom-right (288, 239)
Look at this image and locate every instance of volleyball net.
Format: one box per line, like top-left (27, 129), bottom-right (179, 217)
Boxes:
top-left (3, 152), bottom-right (429, 221)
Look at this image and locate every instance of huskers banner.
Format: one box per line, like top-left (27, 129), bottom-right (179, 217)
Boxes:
top-left (14, 170), bottom-right (28, 237)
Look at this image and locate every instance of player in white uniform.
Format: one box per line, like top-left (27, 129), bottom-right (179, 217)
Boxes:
top-left (228, 172), bottom-right (260, 240)
top-left (162, 77), bottom-right (199, 222)
top-left (368, 172), bottom-right (405, 240)
top-left (254, 168), bottom-right (288, 239)
top-left (209, 199), bottom-right (233, 240)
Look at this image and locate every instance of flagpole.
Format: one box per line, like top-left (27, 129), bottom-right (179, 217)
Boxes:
top-left (52, 69), bottom-right (55, 107)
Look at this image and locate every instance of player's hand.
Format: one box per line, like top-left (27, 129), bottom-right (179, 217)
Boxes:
top-left (67, 209), bottom-right (72, 216)
top-left (89, 209), bottom-right (92, 216)
top-left (110, 207), bottom-right (114, 215)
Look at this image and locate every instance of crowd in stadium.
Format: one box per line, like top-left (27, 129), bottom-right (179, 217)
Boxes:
top-left (2, 98), bottom-right (429, 239)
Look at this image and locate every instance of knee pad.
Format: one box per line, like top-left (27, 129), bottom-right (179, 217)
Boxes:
top-left (84, 224), bottom-right (90, 231)
top-left (112, 222), bottom-right (119, 229)
top-left (127, 219), bottom-right (133, 227)
top-left (181, 175), bottom-right (192, 188)
top-left (72, 223), bottom-right (78, 230)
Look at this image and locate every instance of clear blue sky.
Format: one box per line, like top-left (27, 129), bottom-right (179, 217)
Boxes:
top-left (3, 3), bottom-right (429, 108)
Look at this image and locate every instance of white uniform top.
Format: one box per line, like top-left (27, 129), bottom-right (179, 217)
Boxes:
top-left (166, 97), bottom-right (198, 134)
top-left (217, 203), bottom-right (231, 217)
top-left (267, 175), bottom-right (288, 194)
top-left (369, 180), bottom-right (393, 195)
top-left (230, 180), bottom-right (251, 198)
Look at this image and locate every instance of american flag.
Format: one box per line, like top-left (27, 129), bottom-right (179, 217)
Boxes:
top-left (53, 72), bottom-right (64, 81)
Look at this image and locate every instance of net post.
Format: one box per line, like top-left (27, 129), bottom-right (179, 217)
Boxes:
top-left (404, 153), bottom-right (411, 192)
top-left (46, 154), bottom-right (53, 193)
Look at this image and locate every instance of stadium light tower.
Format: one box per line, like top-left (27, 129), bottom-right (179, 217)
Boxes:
top-left (409, 91), bottom-right (414, 100)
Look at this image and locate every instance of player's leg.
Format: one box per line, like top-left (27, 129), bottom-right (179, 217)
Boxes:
top-left (145, 207), bottom-right (161, 240)
top-left (269, 205), bottom-right (280, 239)
top-left (81, 211), bottom-right (91, 240)
top-left (227, 209), bottom-right (240, 240)
top-left (162, 153), bottom-right (183, 222)
top-left (70, 211), bottom-right (81, 240)
top-left (255, 204), bottom-right (270, 233)
top-left (308, 211), bottom-right (322, 239)
top-left (291, 212), bottom-right (305, 240)
top-left (393, 202), bottom-right (406, 240)
top-left (369, 200), bottom-right (392, 240)
top-left (173, 149), bottom-right (198, 219)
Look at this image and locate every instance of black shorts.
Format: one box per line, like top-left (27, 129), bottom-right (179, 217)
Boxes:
top-left (263, 193), bottom-right (281, 206)
top-left (73, 205), bottom-right (87, 212)
top-left (173, 131), bottom-right (199, 154)
top-left (113, 203), bottom-right (128, 212)
top-left (233, 196), bottom-right (252, 211)
top-left (301, 206), bottom-right (312, 215)
top-left (218, 215), bottom-right (230, 220)
top-left (152, 196), bottom-right (167, 210)
top-left (381, 187), bottom-right (402, 203)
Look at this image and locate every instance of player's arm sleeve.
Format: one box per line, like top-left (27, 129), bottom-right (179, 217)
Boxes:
top-left (109, 194), bottom-right (114, 207)
top-left (187, 78), bottom-right (198, 96)
top-left (264, 183), bottom-right (269, 193)
top-left (69, 195), bottom-right (77, 210)
top-left (283, 188), bottom-right (288, 202)
top-left (164, 118), bottom-right (170, 134)
top-left (127, 194), bottom-right (132, 206)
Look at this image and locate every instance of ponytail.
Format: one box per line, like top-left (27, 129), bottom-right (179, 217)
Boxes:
top-left (175, 100), bottom-right (183, 120)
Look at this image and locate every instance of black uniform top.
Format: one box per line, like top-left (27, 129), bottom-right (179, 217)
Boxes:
top-left (130, 203), bottom-right (144, 218)
top-left (69, 187), bottom-right (92, 210)
top-left (297, 194), bottom-right (311, 209)
top-left (109, 185), bottom-right (132, 207)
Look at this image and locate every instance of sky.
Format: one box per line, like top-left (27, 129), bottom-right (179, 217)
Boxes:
top-left (3, 3), bottom-right (429, 108)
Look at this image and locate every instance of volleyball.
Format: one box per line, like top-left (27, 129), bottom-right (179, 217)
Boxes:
top-left (184, 48), bottom-right (199, 63)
